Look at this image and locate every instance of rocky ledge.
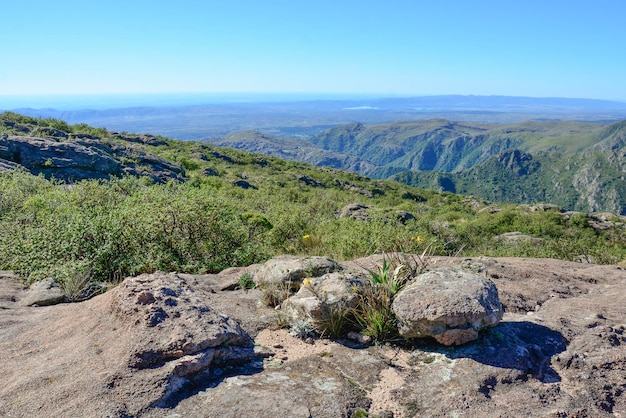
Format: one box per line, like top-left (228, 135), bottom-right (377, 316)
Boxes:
top-left (0, 134), bottom-right (185, 183)
top-left (0, 255), bottom-right (624, 417)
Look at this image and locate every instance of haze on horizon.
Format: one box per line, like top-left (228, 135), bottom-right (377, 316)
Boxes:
top-left (2, 0), bottom-right (626, 103)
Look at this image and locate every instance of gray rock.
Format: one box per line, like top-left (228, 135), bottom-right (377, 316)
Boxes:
top-left (296, 174), bottom-right (325, 188)
top-left (590, 212), bottom-right (622, 222)
top-left (395, 210), bottom-right (416, 223)
top-left (40, 127), bottom-right (69, 139)
top-left (252, 255), bottom-right (341, 288)
top-left (392, 267), bottom-right (503, 345)
top-left (232, 179), bottom-right (258, 190)
top-left (281, 271), bottom-right (367, 331)
top-left (114, 133), bottom-right (167, 146)
top-left (0, 158), bottom-right (21, 173)
top-left (0, 134), bottom-right (185, 183)
top-left (109, 272), bottom-right (257, 406)
top-left (201, 166), bottom-right (219, 177)
top-left (20, 278), bottom-right (65, 306)
top-left (401, 190), bottom-right (427, 202)
top-left (337, 203), bottom-right (370, 221)
top-left (0, 135), bottom-right (121, 180)
top-left (494, 231), bottom-right (544, 244)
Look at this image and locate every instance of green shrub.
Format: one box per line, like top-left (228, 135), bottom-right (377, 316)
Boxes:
top-left (0, 174), bottom-right (270, 284)
top-left (237, 273), bottom-right (256, 290)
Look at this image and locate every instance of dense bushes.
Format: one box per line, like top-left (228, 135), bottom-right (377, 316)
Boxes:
top-left (0, 172), bottom-right (268, 284)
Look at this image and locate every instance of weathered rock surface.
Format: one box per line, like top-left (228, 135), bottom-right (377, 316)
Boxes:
top-left (252, 255), bottom-right (341, 288)
top-left (392, 267), bottom-right (504, 345)
top-left (281, 271), bottom-right (367, 330)
top-left (0, 271), bottom-right (263, 417)
top-left (110, 273), bottom-right (254, 375)
top-left (19, 277), bottom-right (65, 306)
top-left (0, 134), bottom-right (185, 183)
top-left (0, 257), bottom-right (625, 417)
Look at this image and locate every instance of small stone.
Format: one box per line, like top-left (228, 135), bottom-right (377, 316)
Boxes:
top-left (346, 332), bottom-right (372, 345)
top-left (20, 278), bottom-right (65, 307)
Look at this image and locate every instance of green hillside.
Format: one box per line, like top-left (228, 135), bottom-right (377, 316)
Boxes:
top-left (306, 119), bottom-right (605, 172)
top-left (1, 112), bottom-right (624, 294)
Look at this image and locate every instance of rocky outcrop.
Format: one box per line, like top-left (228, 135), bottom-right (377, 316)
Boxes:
top-left (497, 149), bottom-right (540, 176)
top-left (394, 209), bottom-right (416, 223)
top-left (232, 179), bottom-right (258, 189)
top-left (109, 273), bottom-right (257, 407)
top-left (0, 135), bottom-right (121, 180)
top-left (1, 256), bottom-right (625, 417)
top-left (392, 267), bottom-right (504, 345)
top-left (0, 134), bottom-right (185, 183)
top-left (112, 132), bottom-right (168, 146)
top-left (336, 203), bottom-right (370, 220)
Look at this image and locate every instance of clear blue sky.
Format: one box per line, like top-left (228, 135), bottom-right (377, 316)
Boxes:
top-left (2, 0), bottom-right (625, 100)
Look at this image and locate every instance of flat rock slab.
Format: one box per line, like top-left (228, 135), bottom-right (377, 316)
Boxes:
top-left (168, 356), bottom-right (372, 418)
top-left (0, 257), bottom-right (625, 417)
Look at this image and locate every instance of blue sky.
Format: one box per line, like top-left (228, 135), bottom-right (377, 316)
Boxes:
top-left (2, 0), bottom-right (625, 100)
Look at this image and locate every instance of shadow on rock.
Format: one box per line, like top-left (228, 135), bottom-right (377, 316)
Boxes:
top-left (425, 321), bottom-right (568, 383)
top-left (158, 359), bottom-right (266, 409)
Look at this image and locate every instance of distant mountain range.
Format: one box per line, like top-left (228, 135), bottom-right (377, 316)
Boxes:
top-left (204, 118), bottom-right (626, 214)
top-left (7, 95), bottom-right (626, 140)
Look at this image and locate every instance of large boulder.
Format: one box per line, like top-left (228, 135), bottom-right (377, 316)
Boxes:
top-left (252, 255), bottom-right (341, 288)
top-left (392, 267), bottom-right (503, 345)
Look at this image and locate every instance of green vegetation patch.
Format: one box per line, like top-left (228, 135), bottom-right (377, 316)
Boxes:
top-left (1, 114), bottom-right (624, 291)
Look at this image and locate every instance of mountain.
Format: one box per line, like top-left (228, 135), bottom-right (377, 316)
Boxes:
top-left (391, 121), bottom-right (626, 215)
top-left (392, 121), bottom-right (626, 214)
top-left (392, 147), bottom-right (626, 215)
top-left (592, 120), bottom-right (626, 151)
top-left (202, 118), bottom-right (625, 213)
top-left (203, 118), bottom-right (614, 178)
top-left (306, 118), bottom-right (609, 171)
